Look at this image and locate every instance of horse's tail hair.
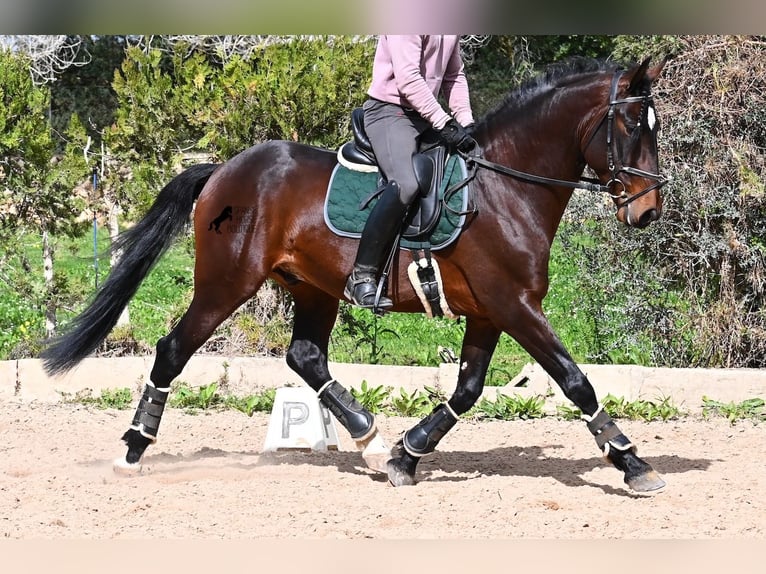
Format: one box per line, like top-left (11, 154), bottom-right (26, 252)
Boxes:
top-left (40, 163), bottom-right (219, 376)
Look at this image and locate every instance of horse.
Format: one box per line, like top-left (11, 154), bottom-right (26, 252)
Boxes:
top-left (42, 56), bottom-right (669, 492)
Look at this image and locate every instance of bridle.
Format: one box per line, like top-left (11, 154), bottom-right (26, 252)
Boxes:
top-left (590, 69), bottom-right (669, 206)
top-left (452, 69), bottom-right (669, 208)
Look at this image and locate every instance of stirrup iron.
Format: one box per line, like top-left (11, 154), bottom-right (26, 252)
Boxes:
top-left (344, 270), bottom-right (393, 311)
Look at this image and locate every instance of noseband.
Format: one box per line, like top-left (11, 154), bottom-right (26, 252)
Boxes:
top-left (456, 69), bottom-right (668, 208)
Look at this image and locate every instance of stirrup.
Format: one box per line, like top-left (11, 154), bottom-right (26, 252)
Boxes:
top-left (344, 271), bottom-right (392, 310)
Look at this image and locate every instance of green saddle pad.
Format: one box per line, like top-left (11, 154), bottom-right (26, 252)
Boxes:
top-left (324, 155), bottom-right (470, 250)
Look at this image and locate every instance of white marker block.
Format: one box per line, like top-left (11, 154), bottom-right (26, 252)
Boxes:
top-left (263, 387), bottom-right (340, 452)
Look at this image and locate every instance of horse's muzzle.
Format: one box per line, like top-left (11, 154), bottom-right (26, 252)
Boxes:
top-left (634, 207), bottom-right (660, 228)
top-left (621, 205), bottom-right (661, 229)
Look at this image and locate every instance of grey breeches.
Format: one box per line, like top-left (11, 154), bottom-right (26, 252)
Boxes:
top-left (362, 98), bottom-right (431, 205)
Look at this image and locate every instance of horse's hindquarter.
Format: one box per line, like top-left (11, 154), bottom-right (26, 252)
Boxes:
top-left (193, 141), bottom-right (355, 295)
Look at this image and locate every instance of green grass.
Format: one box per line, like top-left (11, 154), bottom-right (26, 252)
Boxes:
top-left (556, 394), bottom-right (684, 422)
top-left (702, 396), bottom-right (766, 423)
top-left (69, 382), bottom-right (765, 428)
top-left (60, 387), bottom-right (134, 410)
top-left (471, 393), bottom-right (547, 420)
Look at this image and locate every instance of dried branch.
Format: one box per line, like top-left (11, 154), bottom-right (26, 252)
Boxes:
top-left (0, 35), bottom-right (90, 85)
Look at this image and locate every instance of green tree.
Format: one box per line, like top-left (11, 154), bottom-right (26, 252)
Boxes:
top-left (1, 49), bottom-right (52, 353)
top-left (106, 36), bottom-right (374, 215)
top-left (465, 35), bottom-right (617, 117)
top-left (201, 36), bottom-right (374, 158)
top-left (105, 43), bottom-right (218, 216)
top-left (50, 35), bottom-right (126, 148)
top-left (0, 50), bottom-right (53, 229)
top-left (1, 49), bottom-right (89, 345)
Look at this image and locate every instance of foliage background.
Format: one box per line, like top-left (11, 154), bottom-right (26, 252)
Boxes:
top-left (1, 35), bottom-right (765, 375)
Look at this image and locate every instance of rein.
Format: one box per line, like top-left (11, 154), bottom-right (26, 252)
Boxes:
top-left (445, 69), bottom-right (668, 211)
top-left (460, 154), bottom-right (610, 193)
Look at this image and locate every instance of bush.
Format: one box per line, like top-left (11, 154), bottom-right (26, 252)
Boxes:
top-left (619, 36), bottom-right (766, 367)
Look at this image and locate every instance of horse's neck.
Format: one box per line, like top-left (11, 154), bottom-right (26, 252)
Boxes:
top-left (475, 107), bottom-right (590, 240)
top-left (483, 109), bottom-right (587, 185)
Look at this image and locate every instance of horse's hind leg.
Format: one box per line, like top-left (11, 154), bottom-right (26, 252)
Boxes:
top-left (285, 285), bottom-right (390, 473)
top-left (388, 317), bottom-right (500, 486)
top-left (114, 285), bottom-right (254, 474)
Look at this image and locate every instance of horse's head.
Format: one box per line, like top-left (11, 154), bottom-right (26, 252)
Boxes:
top-left (582, 57), bottom-right (668, 228)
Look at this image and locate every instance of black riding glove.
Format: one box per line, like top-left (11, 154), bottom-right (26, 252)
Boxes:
top-left (437, 119), bottom-right (478, 154)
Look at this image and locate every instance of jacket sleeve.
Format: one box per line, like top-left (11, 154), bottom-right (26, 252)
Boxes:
top-left (387, 35), bottom-right (452, 129)
top-left (440, 44), bottom-right (474, 127)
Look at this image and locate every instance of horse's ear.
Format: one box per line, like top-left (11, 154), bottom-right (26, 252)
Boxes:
top-left (645, 56), bottom-right (668, 83)
top-left (624, 58), bottom-right (651, 94)
top-left (624, 56), bottom-right (665, 94)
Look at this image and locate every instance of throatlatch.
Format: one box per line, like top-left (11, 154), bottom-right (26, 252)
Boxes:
top-left (403, 402), bottom-right (459, 456)
top-left (130, 382), bottom-right (170, 442)
top-left (583, 406), bottom-right (635, 456)
top-left (318, 380), bottom-right (375, 440)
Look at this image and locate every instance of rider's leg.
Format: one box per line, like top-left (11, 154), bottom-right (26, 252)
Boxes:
top-left (344, 99), bottom-right (426, 310)
top-left (344, 181), bottom-right (409, 309)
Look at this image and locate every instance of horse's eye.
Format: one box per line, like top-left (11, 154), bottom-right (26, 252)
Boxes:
top-left (623, 118), bottom-right (639, 133)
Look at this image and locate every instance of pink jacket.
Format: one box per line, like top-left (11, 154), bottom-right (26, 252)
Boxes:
top-left (367, 35), bottom-right (474, 130)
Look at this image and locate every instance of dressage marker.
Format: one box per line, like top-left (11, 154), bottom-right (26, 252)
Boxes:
top-left (263, 386), bottom-right (340, 452)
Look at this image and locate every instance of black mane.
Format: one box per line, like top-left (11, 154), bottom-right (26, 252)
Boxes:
top-left (477, 57), bottom-right (621, 128)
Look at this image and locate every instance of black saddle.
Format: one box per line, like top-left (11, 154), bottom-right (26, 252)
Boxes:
top-left (337, 107), bottom-right (449, 239)
top-left (338, 108), bottom-right (378, 167)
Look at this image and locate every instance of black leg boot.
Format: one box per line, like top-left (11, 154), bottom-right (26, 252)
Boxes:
top-left (344, 181), bottom-right (410, 309)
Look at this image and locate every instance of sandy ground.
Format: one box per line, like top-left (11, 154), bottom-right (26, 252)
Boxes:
top-left (1, 399), bottom-right (764, 540)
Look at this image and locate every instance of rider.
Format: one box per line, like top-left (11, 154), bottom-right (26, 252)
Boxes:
top-left (344, 35), bottom-right (478, 310)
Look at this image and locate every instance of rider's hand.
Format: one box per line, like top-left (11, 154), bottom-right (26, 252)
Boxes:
top-left (437, 119), bottom-right (478, 155)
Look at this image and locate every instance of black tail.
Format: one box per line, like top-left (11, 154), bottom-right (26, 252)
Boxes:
top-left (41, 163), bottom-right (219, 376)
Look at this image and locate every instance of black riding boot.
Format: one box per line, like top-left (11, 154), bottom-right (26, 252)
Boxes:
top-left (344, 181), bottom-right (409, 310)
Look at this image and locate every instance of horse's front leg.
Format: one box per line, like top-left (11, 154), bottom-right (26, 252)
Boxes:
top-left (388, 317), bottom-right (500, 486)
top-left (506, 297), bottom-right (665, 493)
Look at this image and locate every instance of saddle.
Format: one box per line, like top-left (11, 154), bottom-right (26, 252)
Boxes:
top-left (330, 109), bottom-right (474, 318)
top-left (337, 108), bottom-right (451, 239)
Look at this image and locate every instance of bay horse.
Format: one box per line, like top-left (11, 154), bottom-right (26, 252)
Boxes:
top-left (42, 57), bottom-right (668, 492)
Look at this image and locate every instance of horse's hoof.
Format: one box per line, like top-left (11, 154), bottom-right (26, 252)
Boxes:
top-left (627, 470), bottom-right (666, 493)
top-left (356, 430), bottom-right (391, 474)
top-left (387, 458), bottom-right (416, 487)
top-left (113, 457), bottom-right (142, 476)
